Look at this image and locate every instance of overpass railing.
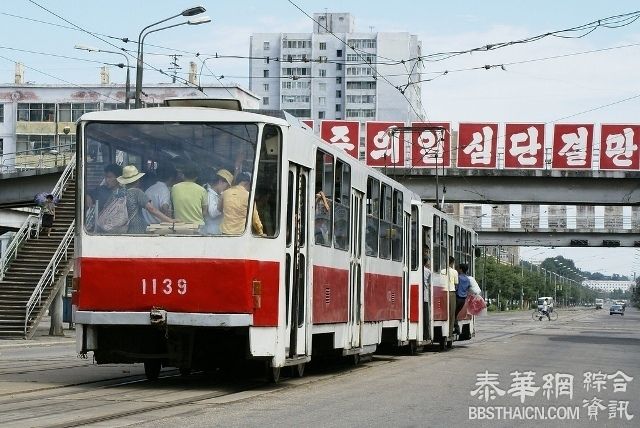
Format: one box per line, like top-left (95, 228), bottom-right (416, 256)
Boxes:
top-left (0, 143), bottom-right (75, 173)
top-left (459, 214), bottom-right (636, 230)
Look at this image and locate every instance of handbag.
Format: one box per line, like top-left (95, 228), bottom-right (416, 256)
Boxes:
top-left (96, 193), bottom-right (129, 233)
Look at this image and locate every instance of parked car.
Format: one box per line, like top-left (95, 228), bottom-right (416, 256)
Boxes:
top-left (610, 304), bottom-right (625, 316)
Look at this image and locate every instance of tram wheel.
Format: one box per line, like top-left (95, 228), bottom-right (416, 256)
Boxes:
top-left (438, 338), bottom-right (447, 351)
top-left (351, 353), bottom-right (361, 366)
top-left (291, 363), bottom-right (305, 378)
top-left (266, 364), bottom-right (281, 384)
top-left (144, 360), bottom-right (161, 381)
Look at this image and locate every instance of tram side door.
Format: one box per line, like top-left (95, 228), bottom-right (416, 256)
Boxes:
top-left (348, 190), bottom-right (364, 349)
top-left (285, 164), bottom-right (310, 358)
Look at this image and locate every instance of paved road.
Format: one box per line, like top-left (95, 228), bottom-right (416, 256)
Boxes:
top-left (0, 308), bottom-right (637, 427)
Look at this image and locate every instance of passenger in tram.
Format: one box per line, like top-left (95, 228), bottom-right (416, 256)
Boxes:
top-left (314, 190), bottom-right (331, 245)
top-left (455, 263), bottom-right (472, 323)
top-left (117, 165), bottom-right (175, 233)
top-left (220, 172), bottom-right (264, 236)
top-left (202, 168), bottom-right (233, 234)
top-left (255, 188), bottom-right (275, 236)
top-left (170, 163), bottom-right (208, 227)
top-left (142, 163), bottom-right (177, 225)
top-left (440, 256), bottom-right (459, 336)
top-left (86, 163), bottom-right (123, 214)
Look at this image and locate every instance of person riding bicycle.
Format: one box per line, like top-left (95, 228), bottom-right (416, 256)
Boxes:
top-left (541, 298), bottom-right (551, 321)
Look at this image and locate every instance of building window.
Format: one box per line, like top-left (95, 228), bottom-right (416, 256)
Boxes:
top-left (283, 109), bottom-right (311, 118)
top-left (263, 83), bottom-right (270, 91)
top-left (282, 95), bottom-right (310, 103)
top-left (17, 103), bottom-right (56, 122)
top-left (348, 39), bottom-right (377, 49)
top-left (263, 97), bottom-right (270, 106)
top-left (318, 82), bottom-right (326, 92)
top-left (0, 104), bottom-right (3, 122)
top-left (282, 81), bottom-right (311, 89)
top-left (102, 103), bottom-right (128, 111)
top-left (335, 104), bottom-right (341, 112)
top-left (336, 77), bottom-right (342, 84)
top-left (336, 90), bottom-right (342, 98)
top-left (318, 111), bottom-right (325, 119)
top-left (58, 103), bottom-right (98, 122)
top-left (336, 63), bottom-right (342, 71)
top-left (17, 134), bottom-right (55, 153)
top-left (319, 69), bottom-right (326, 77)
top-left (319, 55), bottom-right (327, 63)
top-left (283, 40), bottom-right (312, 49)
top-left (282, 67), bottom-right (310, 76)
top-left (263, 70), bottom-right (269, 78)
top-left (336, 49), bottom-right (343, 57)
top-left (319, 42), bottom-right (326, 50)
top-left (347, 81), bottom-right (376, 90)
top-left (263, 41), bottom-right (270, 50)
top-left (318, 97), bottom-right (326, 106)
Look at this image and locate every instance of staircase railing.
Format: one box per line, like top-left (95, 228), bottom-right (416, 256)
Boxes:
top-left (51, 153), bottom-right (76, 200)
top-left (0, 215), bottom-right (40, 280)
top-left (24, 220), bottom-right (75, 337)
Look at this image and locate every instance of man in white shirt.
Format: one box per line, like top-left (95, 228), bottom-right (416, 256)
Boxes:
top-left (423, 254), bottom-right (431, 341)
top-left (203, 169), bottom-right (233, 234)
top-left (142, 164), bottom-right (176, 224)
top-left (440, 256), bottom-right (459, 337)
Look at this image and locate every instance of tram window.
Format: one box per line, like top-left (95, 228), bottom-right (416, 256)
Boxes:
top-left (454, 225), bottom-right (461, 268)
top-left (299, 174), bottom-right (307, 247)
top-left (410, 206), bottom-right (419, 271)
top-left (82, 122), bottom-right (258, 236)
top-left (314, 150), bottom-right (334, 246)
top-left (378, 184), bottom-right (392, 259)
top-left (286, 171), bottom-right (294, 247)
top-left (365, 177), bottom-right (379, 256)
top-left (333, 160), bottom-right (350, 251)
top-left (253, 125), bottom-right (282, 238)
top-left (432, 216), bottom-right (441, 271)
top-left (441, 219), bottom-right (448, 270)
top-left (391, 190), bottom-right (403, 262)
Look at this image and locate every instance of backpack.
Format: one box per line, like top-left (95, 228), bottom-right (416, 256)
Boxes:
top-left (96, 193), bottom-right (129, 233)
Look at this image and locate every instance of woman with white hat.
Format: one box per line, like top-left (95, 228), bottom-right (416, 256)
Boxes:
top-left (117, 165), bottom-right (175, 233)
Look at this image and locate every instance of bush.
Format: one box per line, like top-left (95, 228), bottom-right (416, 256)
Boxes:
top-left (487, 304), bottom-right (498, 312)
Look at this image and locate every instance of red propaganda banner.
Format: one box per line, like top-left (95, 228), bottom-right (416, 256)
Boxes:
top-left (301, 120), bottom-right (314, 131)
top-left (410, 122), bottom-right (451, 168)
top-left (599, 124), bottom-right (640, 170)
top-left (320, 120), bottom-right (360, 158)
top-left (504, 123), bottom-right (545, 169)
top-left (365, 121), bottom-right (405, 167)
top-left (457, 123), bottom-right (499, 168)
top-left (552, 124), bottom-right (594, 169)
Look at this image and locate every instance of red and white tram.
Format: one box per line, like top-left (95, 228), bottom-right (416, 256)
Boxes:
top-left (73, 100), bottom-right (477, 381)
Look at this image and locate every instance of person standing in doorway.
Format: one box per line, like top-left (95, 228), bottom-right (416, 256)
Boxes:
top-left (441, 256), bottom-right (459, 337)
top-left (423, 253), bottom-right (431, 341)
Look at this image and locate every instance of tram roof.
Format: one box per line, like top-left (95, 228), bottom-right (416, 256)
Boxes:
top-left (79, 106), bottom-right (290, 127)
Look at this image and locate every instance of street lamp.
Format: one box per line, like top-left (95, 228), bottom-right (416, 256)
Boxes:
top-left (75, 44), bottom-right (131, 107)
top-left (135, 6), bottom-right (209, 108)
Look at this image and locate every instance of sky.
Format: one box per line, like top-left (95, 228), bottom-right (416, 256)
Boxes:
top-left (1, 1), bottom-right (640, 277)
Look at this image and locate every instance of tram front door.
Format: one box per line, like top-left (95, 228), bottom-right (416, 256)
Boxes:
top-left (348, 190), bottom-right (364, 349)
top-left (284, 164), bottom-right (310, 358)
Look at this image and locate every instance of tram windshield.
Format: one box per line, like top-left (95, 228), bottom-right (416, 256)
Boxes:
top-left (82, 121), bottom-right (264, 236)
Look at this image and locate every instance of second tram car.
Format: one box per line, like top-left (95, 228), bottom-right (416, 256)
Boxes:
top-left (73, 100), bottom-right (477, 381)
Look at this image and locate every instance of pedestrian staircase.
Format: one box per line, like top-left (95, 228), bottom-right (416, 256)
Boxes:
top-left (0, 158), bottom-right (75, 338)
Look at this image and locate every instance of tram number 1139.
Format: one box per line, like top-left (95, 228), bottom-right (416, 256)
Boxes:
top-left (141, 278), bottom-right (187, 295)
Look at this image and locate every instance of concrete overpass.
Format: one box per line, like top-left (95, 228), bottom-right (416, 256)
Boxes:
top-left (387, 167), bottom-right (640, 206)
top-left (1, 165), bottom-right (639, 246)
top-left (0, 167), bottom-right (65, 208)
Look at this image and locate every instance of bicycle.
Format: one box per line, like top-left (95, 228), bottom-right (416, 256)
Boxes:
top-left (531, 309), bottom-right (558, 321)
